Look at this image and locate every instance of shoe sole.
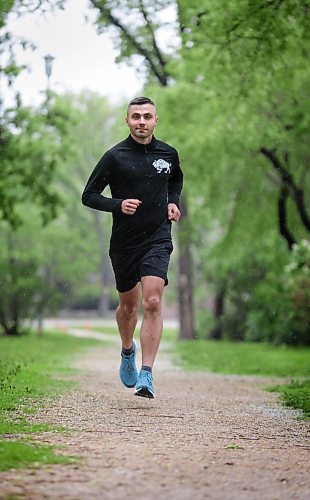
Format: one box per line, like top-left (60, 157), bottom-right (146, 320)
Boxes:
top-left (122, 381), bottom-right (137, 388)
top-left (134, 387), bottom-right (155, 399)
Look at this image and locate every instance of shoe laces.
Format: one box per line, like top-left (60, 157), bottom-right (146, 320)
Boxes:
top-left (139, 370), bottom-right (152, 386)
top-left (122, 352), bottom-right (135, 372)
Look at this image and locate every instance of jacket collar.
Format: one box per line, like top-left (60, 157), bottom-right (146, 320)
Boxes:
top-left (126, 134), bottom-right (157, 149)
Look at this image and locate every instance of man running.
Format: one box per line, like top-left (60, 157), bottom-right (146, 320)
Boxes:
top-left (82, 96), bottom-right (183, 398)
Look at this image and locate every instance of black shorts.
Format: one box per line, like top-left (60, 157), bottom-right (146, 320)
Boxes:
top-left (109, 241), bottom-right (173, 293)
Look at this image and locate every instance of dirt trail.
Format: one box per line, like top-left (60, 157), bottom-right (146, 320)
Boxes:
top-left (0, 330), bottom-right (309, 500)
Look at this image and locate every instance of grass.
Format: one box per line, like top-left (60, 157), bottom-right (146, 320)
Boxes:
top-left (0, 441), bottom-right (77, 472)
top-left (0, 330), bottom-right (100, 471)
top-left (174, 339), bottom-right (310, 418)
top-left (174, 339), bottom-right (310, 377)
top-left (268, 379), bottom-right (310, 420)
top-left (89, 324), bottom-right (178, 342)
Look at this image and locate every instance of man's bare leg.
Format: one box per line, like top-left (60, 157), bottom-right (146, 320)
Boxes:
top-left (140, 276), bottom-right (165, 367)
top-left (117, 284), bottom-right (141, 388)
top-left (116, 283), bottom-right (140, 349)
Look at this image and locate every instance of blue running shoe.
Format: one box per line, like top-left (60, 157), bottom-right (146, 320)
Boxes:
top-left (135, 369), bottom-right (155, 399)
top-left (119, 340), bottom-right (138, 388)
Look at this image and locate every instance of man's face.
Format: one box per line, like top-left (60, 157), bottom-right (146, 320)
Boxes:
top-left (126, 103), bottom-right (158, 142)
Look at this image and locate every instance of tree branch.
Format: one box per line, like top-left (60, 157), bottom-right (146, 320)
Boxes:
top-left (261, 147), bottom-right (310, 232)
top-left (90, 0), bottom-right (168, 86)
top-left (138, 0), bottom-right (167, 74)
top-left (278, 184), bottom-right (297, 250)
top-left (261, 147), bottom-right (296, 186)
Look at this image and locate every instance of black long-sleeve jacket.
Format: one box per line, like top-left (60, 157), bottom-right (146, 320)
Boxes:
top-left (82, 134), bottom-right (183, 252)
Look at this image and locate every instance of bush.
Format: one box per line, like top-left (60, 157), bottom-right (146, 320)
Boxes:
top-left (245, 240), bottom-right (310, 345)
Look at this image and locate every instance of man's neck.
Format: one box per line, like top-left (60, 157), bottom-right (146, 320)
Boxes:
top-left (130, 133), bottom-right (153, 145)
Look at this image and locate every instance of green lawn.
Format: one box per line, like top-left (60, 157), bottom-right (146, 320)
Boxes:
top-left (0, 331), bottom-right (100, 470)
top-left (174, 339), bottom-right (310, 377)
top-left (0, 441), bottom-right (77, 472)
top-left (174, 339), bottom-right (310, 419)
top-left (89, 324), bottom-right (178, 342)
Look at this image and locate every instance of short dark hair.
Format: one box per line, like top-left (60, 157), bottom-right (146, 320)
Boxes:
top-left (127, 96), bottom-right (155, 112)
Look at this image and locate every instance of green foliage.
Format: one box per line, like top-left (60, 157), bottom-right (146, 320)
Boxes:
top-left (0, 330), bottom-right (99, 470)
top-left (0, 91), bottom-right (120, 333)
top-left (0, 209), bottom-right (78, 335)
top-left (0, 103), bottom-right (65, 227)
top-left (147, 1), bottom-right (310, 344)
top-left (52, 91), bottom-right (117, 312)
top-left (0, 441), bottom-right (76, 472)
top-left (0, 208), bottom-right (99, 334)
top-left (176, 0), bottom-right (309, 242)
top-left (268, 380), bottom-right (310, 420)
top-left (246, 240), bottom-right (310, 345)
top-left (0, 330), bottom-right (93, 422)
top-left (88, 0), bottom-right (310, 345)
top-left (0, 227), bottom-right (44, 335)
top-left (1, 1), bottom-right (68, 227)
top-left (174, 339), bottom-right (310, 377)
top-left (1, 0), bottom-right (308, 343)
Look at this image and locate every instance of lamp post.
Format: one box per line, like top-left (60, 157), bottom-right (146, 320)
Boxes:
top-left (44, 54), bottom-right (54, 91)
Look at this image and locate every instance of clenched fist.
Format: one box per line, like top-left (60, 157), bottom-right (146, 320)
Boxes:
top-left (168, 203), bottom-right (181, 222)
top-left (121, 199), bottom-right (142, 215)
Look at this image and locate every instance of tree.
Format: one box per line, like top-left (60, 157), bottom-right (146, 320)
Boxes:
top-left (0, 89), bottom-right (126, 335)
top-left (172, 0), bottom-right (309, 341)
top-left (0, 0), bottom-right (65, 226)
top-left (53, 91), bottom-right (118, 315)
top-left (0, 206), bottom-right (99, 335)
top-left (0, 221), bottom-right (43, 335)
top-left (86, 1), bottom-right (309, 342)
top-left (177, 0), bottom-right (309, 244)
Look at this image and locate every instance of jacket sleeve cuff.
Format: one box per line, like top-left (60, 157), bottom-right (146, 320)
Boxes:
top-left (168, 195), bottom-right (180, 208)
top-left (111, 199), bottom-right (123, 212)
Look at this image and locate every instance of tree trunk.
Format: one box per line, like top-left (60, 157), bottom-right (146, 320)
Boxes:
top-left (209, 287), bottom-right (226, 340)
top-left (37, 313), bottom-right (44, 336)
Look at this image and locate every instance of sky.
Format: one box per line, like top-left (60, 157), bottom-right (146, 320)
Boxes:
top-left (3, 0), bottom-right (144, 107)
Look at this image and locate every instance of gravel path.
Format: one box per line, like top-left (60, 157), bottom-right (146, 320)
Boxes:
top-left (0, 330), bottom-right (309, 500)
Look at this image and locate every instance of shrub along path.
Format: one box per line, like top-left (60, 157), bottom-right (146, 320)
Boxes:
top-left (0, 328), bottom-right (309, 500)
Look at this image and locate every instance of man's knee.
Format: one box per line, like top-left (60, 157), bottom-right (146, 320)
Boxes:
top-left (118, 302), bottom-right (138, 319)
top-left (142, 295), bottom-right (161, 315)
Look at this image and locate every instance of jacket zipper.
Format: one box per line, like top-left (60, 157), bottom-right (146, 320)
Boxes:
top-left (144, 144), bottom-right (149, 169)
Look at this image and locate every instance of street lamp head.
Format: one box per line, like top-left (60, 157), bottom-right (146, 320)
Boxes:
top-left (44, 54), bottom-right (54, 78)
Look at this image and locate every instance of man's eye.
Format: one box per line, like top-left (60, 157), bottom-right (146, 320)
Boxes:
top-left (132, 114), bottom-right (140, 119)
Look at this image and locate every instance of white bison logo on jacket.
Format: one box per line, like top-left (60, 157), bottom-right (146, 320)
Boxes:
top-left (152, 159), bottom-right (171, 174)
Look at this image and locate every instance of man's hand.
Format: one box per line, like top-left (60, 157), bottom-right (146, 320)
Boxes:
top-left (168, 203), bottom-right (181, 222)
top-left (121, 199), bottom-right (142, 215)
